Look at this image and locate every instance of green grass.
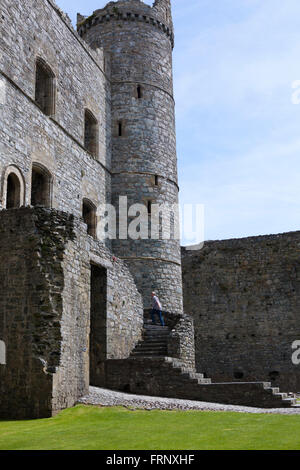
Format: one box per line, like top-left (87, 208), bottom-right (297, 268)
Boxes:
top-left (0, 405), bottom-right (300, 450)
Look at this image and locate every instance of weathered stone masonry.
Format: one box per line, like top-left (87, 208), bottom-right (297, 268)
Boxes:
top-left (0, 0), bottom-right (298, 418)
top-left (0, 208), bottom-right (144, 418)
top-left (182, 232), bottom-right (300, 393)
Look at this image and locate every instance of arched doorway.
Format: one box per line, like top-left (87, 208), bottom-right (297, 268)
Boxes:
top-left (6, 173), bottom-right (21, 209)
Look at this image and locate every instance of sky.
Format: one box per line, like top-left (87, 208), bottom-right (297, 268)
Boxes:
top-left (57, 0), bottom-right (300, 244)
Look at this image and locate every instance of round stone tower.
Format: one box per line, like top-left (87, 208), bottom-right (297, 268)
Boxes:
top-left (78, 0), bottom-right (183, 315)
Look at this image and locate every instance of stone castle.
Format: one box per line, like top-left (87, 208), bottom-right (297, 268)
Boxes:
top-left (0, 0), bottom-right (299, 419)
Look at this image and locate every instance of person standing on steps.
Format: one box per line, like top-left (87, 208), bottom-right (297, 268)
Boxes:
top-left (151, 292), bottom-right (165, 326)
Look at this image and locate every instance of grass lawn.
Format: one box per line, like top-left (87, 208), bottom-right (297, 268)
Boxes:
top-left (0, 405), bottom-right (300, 450)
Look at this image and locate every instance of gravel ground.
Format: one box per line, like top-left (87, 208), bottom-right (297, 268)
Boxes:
top-left (78, 387), bottom-right (300, 415)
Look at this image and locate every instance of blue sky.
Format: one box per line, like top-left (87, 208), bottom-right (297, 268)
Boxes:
top-left (57, 0), bottom-right (300, 243)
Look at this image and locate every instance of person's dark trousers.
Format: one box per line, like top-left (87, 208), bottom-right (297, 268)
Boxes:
top-left (151, 309), bottom-right (165, 326)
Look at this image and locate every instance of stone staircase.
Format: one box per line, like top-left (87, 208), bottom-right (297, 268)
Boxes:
top-left (104, 317), bottom-right (297, 408)
top-left (130, 320), bottom-right (169, 358)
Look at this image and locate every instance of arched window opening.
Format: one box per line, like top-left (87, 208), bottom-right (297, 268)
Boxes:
top-left (35, 58), bottom-right (56, 116)
top-left (84, 109), bottom-right (98, 158)
top-left (83, 199), bottom-right (97, 238)
top-left (31, 164), bottom-right (52, 208)
top-left (6, 173), bottom-right (21, 209)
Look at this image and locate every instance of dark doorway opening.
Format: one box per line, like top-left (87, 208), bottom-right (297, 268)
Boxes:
top-left (31, 165), bottom-right (52, 207)
top-left (90, 264), bottom-right (107, 386)
top-left (83, 199), bottom-right (97, 238)
top-left (6, 173), bottom-right (21, 209)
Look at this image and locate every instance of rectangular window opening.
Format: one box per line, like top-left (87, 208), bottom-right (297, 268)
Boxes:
top-left (118, 121), bottom-right (123, 137)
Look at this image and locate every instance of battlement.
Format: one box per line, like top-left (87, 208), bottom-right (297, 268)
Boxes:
top-left (77, 1), bottom-right (174, 48)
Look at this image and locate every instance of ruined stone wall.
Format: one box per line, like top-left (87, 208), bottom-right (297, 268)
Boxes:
top-left (182, 232), bottom-right (300, 392)
top-left (79, 0), bottom-right (183, 314)
top-left (0, 208), bottom-right (77, 419)
top-left (0, 208), bottom-right (144, 418)
top-left (0, 0), bottom-right (111, 221)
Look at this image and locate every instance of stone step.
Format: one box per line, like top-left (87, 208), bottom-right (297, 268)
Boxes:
top-left (144, 319), bottom-right (167, 325)
top-left (131, 347), bottom-right (167, 352)
top-left (265, 387), bottom-right (280, 395)
top-left (130, 351), bottom-right (168, 357)
top-left (144, 328), bottom-right (170, 332)
top-left (104, 356), bottom-right (295, 408)
top-left (197, 378), bottom-right (212, 384)
top-left (143, 337), bottom-right (169, 342)
top-left (134, 345), bottom-right (167, 351)
top-left (133, 347), bottom-right (168, 353)
top-left (263, 382), bottom-right (272, 389)
top-left (283, 398), bottom-right (297, 406)
top-left (189, 372), bottom-right (204, 380)
top-left (143, 334), bottom-right (169, 338)
top-left (274, 392), bottom-right (288, 399)
top-left (140, 337), bottom-right (168, 343)
top-left (144, 329), bottom-right (170, 334)
top-left (144, 323), bottom-right (170, 331)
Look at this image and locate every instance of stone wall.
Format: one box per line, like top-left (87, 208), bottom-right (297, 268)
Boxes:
top-left (167, 314), bottom-right (196, 370)
top-left (0, 208), bottom-right (78, 419)
top-left (0, 0), bottom-right (111, 221)
top-left (182, 232), bottom-right (300, 393)
top-left (0, 208), bottom-right (144, 418)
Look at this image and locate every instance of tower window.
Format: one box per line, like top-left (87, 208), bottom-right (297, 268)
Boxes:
top-left (6, 173), bottom-right (21, 209)
top-left (118, 121), bottom-right (123, 137)
top-left (0, 340), bottom-right (6, 365)
top-left (35, 58), bottom-right (56, 116)
top-left (83, 199), bottom-right (97, 238)
top-left (137, 85), bottom-right (142, 99)
top-left (31, 164), bottom-right (52, 208)
top-left (84, 109), bottom-right (98, 158)
top-left (155, 175), bottom-right (159, 186)
top-left (147, 200), bottom-right (152, 215)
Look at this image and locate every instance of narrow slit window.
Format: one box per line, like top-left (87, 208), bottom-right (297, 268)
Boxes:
top-left (147, 200), bottom-right (152, 215)
top-left (84, 109), bottom-right (98, 157)
top-left (118, 121), bottom-right (123, 137)
top-left (35, 58), bottom-right (56, 116)
top-left (155, 175), bottom-right (159, 186)
top-left (0, 341), bottom-right (6, 365)
top-left (137, 85), bottom-right (142, 99)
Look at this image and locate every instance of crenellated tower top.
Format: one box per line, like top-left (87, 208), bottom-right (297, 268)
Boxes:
top-left (77, 0), bottom-right (174, 48)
